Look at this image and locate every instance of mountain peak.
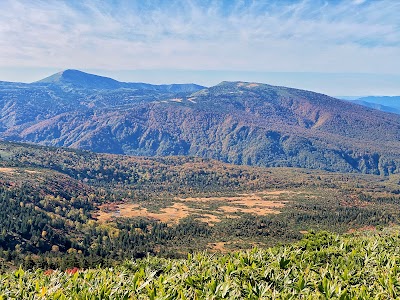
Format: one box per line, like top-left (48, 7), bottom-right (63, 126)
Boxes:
top-left (215, 81), bottom-right (274, 89)
top-left (34, 70), bottom-right (206, 92)
top-left (36, 69), bottom-right (121, 89)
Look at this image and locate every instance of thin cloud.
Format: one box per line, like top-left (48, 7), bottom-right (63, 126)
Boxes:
top-left (0, 0), bottom-right (398, 74)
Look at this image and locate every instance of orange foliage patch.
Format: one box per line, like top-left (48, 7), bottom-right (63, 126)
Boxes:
top-left (347, 226), bottom-right (376, 233)
top-left (44, 269), bottom-right (54, 276)
top-left (96, 190), bottom-right (288, 226)
top-left (0, 167), bottom-right (15, 173)
top-left (65, 267), bottom-right (79, 275)
top-left (209, 242), bottom-right (227, 252)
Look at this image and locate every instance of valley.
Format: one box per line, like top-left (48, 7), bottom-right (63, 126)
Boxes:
top-left (0, 140), bottom-right (399, 271)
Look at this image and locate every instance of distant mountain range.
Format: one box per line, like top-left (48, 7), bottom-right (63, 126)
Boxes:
top-left (341, 96), bottom-right (400, 115)
top-left (1, 69), bottom-right (400, 174)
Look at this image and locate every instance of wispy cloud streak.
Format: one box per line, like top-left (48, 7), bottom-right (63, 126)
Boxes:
top-left (0, 0), bottom-right (398, 74)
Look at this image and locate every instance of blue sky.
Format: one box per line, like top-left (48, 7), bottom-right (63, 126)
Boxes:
top-left (0, 0), bottom-right (399, 96)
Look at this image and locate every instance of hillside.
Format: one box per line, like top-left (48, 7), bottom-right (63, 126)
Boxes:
top-left (0, 140), bottom-right (400, 270)
top-left (0, 70), bottom-right (204, 130)
top-left (1, 71), bottom-right (400, 174)
top-left (3, 229), bottom-right (400, 298)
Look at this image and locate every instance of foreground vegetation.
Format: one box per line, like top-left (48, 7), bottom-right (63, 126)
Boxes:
top-left (0, 141), bottom-right (400, 270)
top-left (1, 229), bottom-right (400, 299)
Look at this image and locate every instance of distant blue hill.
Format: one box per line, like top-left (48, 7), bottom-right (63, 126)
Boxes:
top-left (341, 96), bottom-right (400, 115)
top-left (350, 100), bottom-right (400, 115)
top-left (356, 96), bottom-right (400, 110)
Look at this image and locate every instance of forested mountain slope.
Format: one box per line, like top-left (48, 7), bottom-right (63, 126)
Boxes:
top-left (1, 71), bottom-right (400, 174)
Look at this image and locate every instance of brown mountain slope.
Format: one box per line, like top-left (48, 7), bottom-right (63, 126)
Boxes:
top-left (1, 76), bottom-right (400, 174)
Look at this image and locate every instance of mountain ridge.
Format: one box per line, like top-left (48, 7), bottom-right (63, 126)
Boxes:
top-left (1, 70), bottom-right (400, 174)
top-left (351, 100), bottom-right (400, 115)
top-left (357, 96), bottom-right (400, 109)
top-left (341, 95), bottom-right (400, 115)
top-left (34, 69), bottom-right (206, 92)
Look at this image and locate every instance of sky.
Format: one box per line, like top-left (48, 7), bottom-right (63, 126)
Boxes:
top-left (0, 0), bottom-right (399, 96)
